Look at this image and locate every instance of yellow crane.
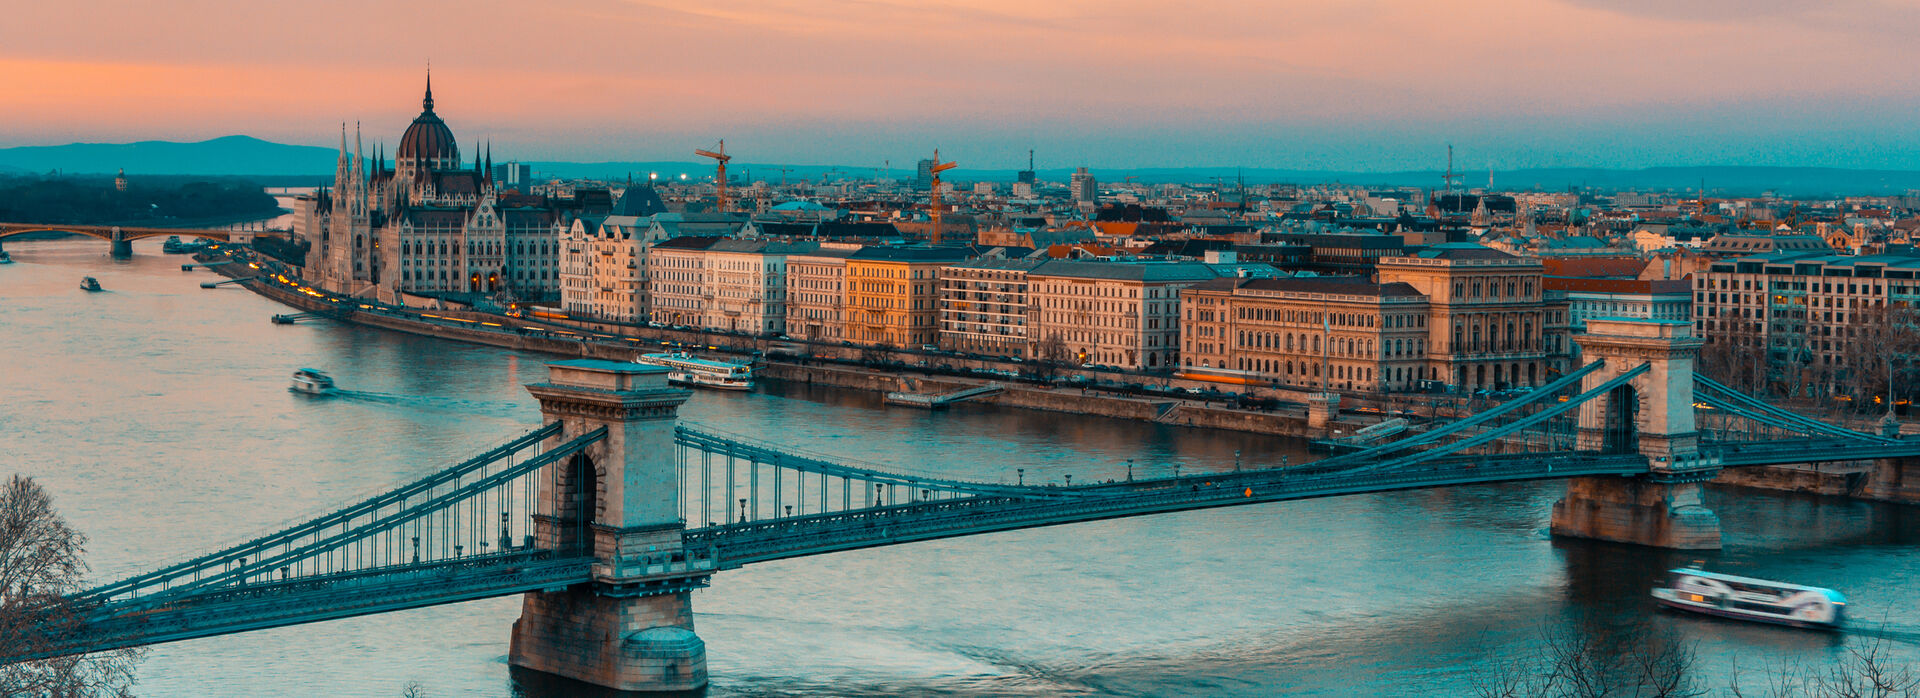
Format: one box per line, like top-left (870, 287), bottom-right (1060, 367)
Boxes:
top-left (694, 140), bottom-right (731, 212)
top-left (928, 149), bottom-right (958, 244)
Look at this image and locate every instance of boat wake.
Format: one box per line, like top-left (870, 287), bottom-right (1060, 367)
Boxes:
top-left (332, 389), bottom-right (523, 418)
top-left (1840, 624), bottom-right (1920, 647)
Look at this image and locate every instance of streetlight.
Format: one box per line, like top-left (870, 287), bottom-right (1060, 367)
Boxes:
top-left (1126, 459), bottom-right (1134, 482)
top-left (1017, 468), bottom-right (1024, 486)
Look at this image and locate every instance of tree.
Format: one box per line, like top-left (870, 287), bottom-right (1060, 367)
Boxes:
top-left (1838, 303), bottom-right (1920, 413)
top-left (1472, 615), bottom-right (1703, 698)
top-left (0, 476), bottom-right (143, 697)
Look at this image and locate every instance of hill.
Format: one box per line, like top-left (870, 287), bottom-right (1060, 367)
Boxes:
top-left (0, 136), bottom-right (337, 177)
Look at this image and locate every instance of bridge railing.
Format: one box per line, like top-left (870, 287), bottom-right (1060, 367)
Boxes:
top-left (685, 451), bottom-right (1651, 567)
top-left (77, 423), bottom-right (594, 609)
top-left (1692, 375), bottom-right (1894, 444)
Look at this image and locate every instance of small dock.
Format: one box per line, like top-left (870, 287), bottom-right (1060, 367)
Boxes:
top-left (181, 261), bottom-right (232, 271)
top-left (1311, 417), bottom-right (1409, 451)
top-left (200, 277), bottom-right (255, 289)
top-left (884, 383), bottom-right (1004, 409)
top-left (271, 312), bottom-right (328, 325)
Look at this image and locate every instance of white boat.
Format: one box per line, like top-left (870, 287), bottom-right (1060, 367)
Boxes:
top-left (1651, 568), bottom-right (1845, 629)
top-left (634, 352), bottom-right (753, 390)
top-left (290, 368), bottom-right (337, 396)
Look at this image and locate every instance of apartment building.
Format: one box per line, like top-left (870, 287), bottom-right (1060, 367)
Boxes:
top-left (1691, 250), bottom-right (1920, 393)
top-left (1027, 259), bottom-right (1221, 370)
top-left (647, 236), bottom-right (723, 326)
top-left (845, 247), bottom-right (978, 348)
top-left (937, 257), bottom-right (1047, 358)
top-left (700, 239), bottom-right (814, 335)
top-left (1180, 276), bottom-right (1431, 391)
top-left (785, 244), bottom-right (862, 342)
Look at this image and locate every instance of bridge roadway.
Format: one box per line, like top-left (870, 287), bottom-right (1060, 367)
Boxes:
top-left (33, 551), bottom-right (596, 660)
top-left (35, 437), bottom-right (1920, 659)
top-left (686, 451), bottom-right (1652, 568)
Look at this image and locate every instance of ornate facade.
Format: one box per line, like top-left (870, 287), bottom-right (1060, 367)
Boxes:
top-left (300, 74), bottom-right (560, 303)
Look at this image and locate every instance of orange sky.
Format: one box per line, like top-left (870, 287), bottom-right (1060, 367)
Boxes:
top-left (3, 0), bottom-right (1918, 168)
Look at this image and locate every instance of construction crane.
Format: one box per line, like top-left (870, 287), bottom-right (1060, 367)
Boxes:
top-left (694, 140), bottom-right (731, 212)
top-left (927, 149), bottom-right (958, 244)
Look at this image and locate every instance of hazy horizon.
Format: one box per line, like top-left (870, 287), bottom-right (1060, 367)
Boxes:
top-left (6, 1), bottom-right (1919, 171)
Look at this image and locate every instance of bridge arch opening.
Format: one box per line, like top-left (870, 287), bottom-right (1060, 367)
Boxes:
top-left (1604, 383), bottom-right (1641, 454)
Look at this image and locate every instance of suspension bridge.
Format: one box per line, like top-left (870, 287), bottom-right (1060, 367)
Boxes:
top-left (9, 318), bottom-right (1920, 692)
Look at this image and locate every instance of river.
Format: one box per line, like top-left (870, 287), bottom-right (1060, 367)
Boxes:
top-left (3, 238), bottom-right (1919, 696)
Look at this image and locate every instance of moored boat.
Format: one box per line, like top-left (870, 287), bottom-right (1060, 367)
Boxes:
top-left (1651, 568), bottom-right (1845, 629)
top-left (80, 276), bottom-right (102, 291)
top-left (634, 352), bottom-right (753, 390)
top-left (290, 368), bottom-right (337, 396)
top-left (162, 236), bottom-right (208, 254)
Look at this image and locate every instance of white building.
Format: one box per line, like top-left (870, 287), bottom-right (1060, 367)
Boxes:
top-left (700, 239), bottom-right (816, 335)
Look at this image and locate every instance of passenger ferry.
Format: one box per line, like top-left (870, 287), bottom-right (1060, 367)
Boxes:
top-left (634, 352), bottom-right (753, 390)
top-left (289, 368), bottom-right (337, 396)
top-left (1652, 568), bottom-right (1846, 629)
top-left (79, 276), bottom-right (102, 292)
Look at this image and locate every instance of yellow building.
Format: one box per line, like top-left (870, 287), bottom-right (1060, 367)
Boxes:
top-left (845, 247), bottom-right (978, 348)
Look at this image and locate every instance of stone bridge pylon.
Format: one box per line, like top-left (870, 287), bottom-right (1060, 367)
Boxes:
top-left (510, 360), bottom-right (710, 693)
top-left (1550, 318), bottom-right (1722, 549)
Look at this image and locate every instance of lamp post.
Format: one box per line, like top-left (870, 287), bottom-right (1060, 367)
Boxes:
top-left (1127, 459), bottom-right (1134, 482)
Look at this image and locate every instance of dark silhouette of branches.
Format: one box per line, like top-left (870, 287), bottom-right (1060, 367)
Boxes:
top-left (0, 476), bottom-right (144, 697)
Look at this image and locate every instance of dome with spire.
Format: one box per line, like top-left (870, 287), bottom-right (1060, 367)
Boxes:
top-left (396, 72), bottom-right (460, 175)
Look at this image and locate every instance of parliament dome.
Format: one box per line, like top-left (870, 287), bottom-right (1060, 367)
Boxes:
top-left (396, 73), bottom-right (460, 173)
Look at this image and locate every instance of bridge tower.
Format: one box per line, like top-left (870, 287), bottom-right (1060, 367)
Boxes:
top-left (1550, 318), bottom-right (1723, 549)
top-left (110, 227), bottom-right (132, 258)
top-left (511, 359), bottom-right (710, 693)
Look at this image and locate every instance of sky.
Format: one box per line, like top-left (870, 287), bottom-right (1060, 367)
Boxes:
top-left (4, 0), bottom-right (1920, 171)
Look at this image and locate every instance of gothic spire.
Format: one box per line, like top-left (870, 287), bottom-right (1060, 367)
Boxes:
top-left (423, 67), bottom-right (435, 113)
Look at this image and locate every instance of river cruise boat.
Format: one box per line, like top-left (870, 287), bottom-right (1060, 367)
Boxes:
top-left (162, 236), bottom-right (194, 254)
top-left (79, 276), bottom-right (102, 291)
top-left (289, 368), bottom-right (337, 396)
top-left (634, 352), bottom-right (753, 390)
top-left (1652, 568), bottom-right (1845, 629)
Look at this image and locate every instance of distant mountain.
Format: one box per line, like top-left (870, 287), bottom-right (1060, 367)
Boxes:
top-left (6, 136), bottom-right (1920, 196)
top-left (0, 136), bottom-right (337, 177)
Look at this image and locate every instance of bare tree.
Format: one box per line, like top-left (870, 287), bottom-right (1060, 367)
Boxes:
top-left (1839, 303), bottom-right (1920, 413)
top-left (1471, 616), bottom-right (1703, 698)
top-left (401, 680), bottom-right (429, 698)
top-left (0, 475), bottom-right (144, 697)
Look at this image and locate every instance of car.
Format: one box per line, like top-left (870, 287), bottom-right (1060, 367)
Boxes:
top-left (921, 344), bottom-right (939, 352)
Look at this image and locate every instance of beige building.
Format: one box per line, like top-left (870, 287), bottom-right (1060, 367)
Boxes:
top-left (582, 215), bottom-right (658, 323)
top-left (1027, 260), bottom-right (1221, 370)
top-left (558, 217), bottom-right (596, 316)
top-left (938, 258), bottom-right (1047, 358)
top-left (1376, 243), bottom-right (1553, 390)
top-left (700, 239), bottom-right (814, 335)
top-left (1180, 276), bottom-right (1432, 391)
top-left (647, 236), bottom-right (723, 326)
top-left (785, 244), bottom-right (861, 342)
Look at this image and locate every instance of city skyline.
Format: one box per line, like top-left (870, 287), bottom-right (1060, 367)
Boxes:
top-left (5, 0), bottom-right (1920, 170)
